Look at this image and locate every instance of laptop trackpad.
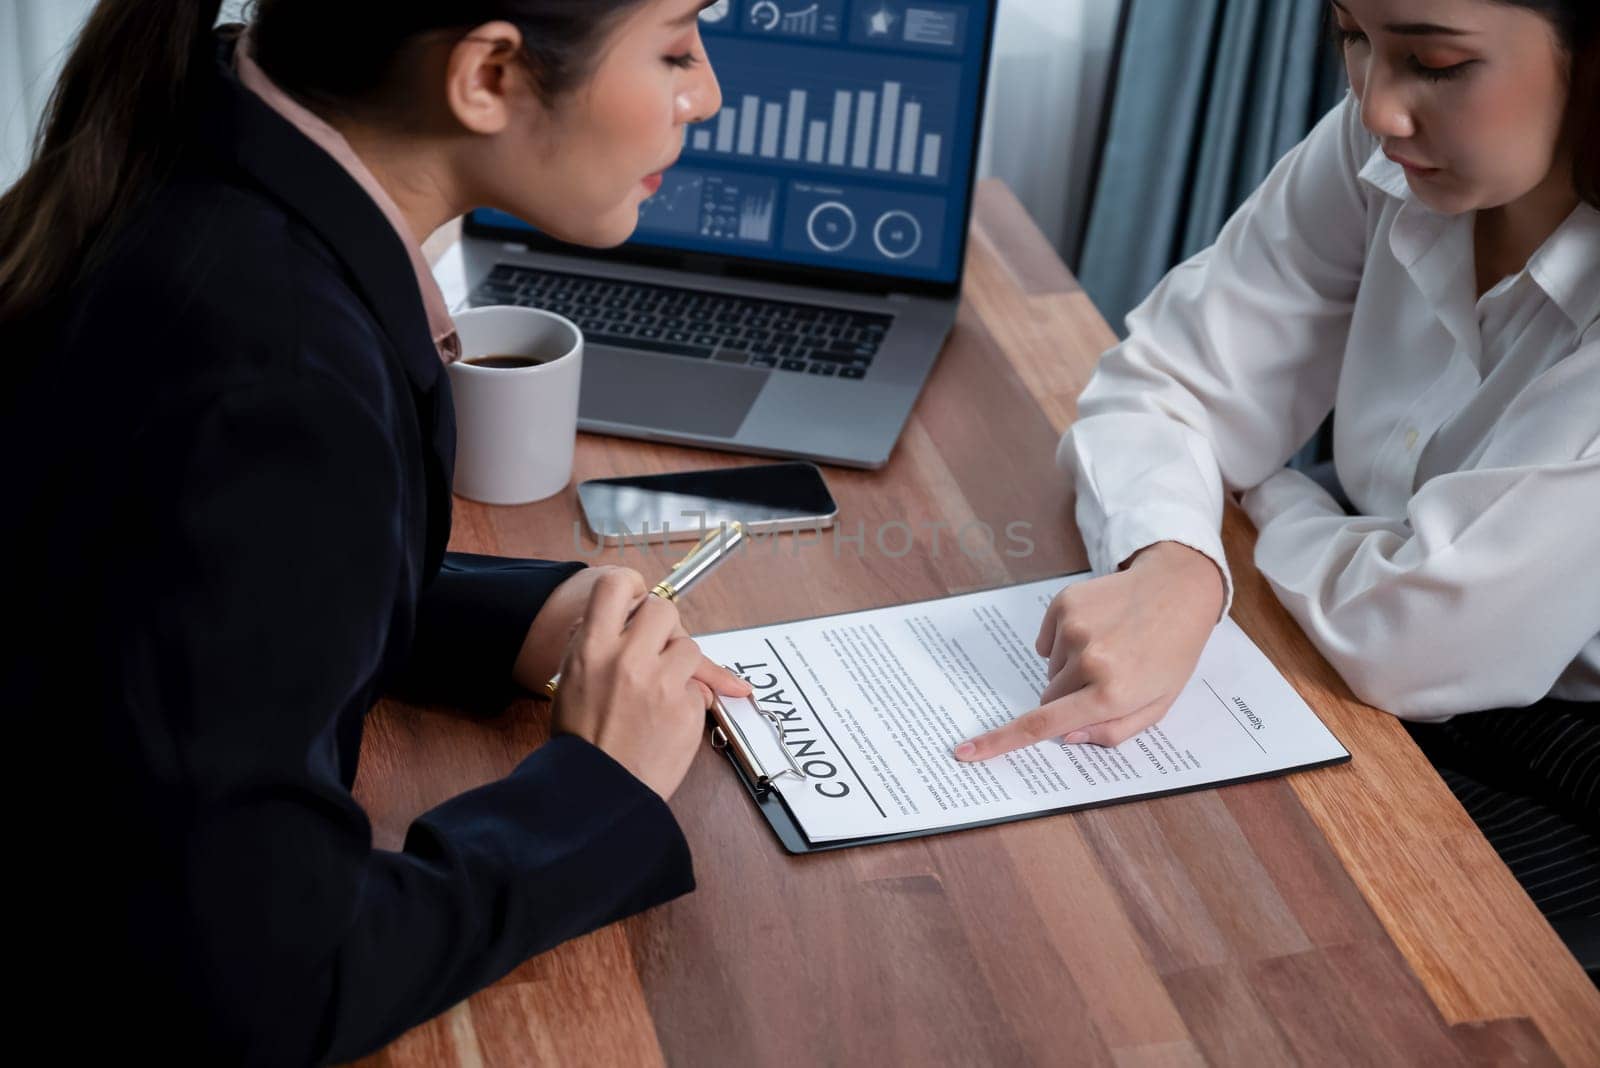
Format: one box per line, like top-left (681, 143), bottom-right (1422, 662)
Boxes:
top-left (579, 347), bottom-right (766, 438)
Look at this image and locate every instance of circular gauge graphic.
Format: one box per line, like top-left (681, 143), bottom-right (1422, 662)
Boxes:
top-left (748, 1), bottom-right (781, 31)
top-left (806, 202), bottom-right (858, 253)
top-left (700, 0), bottom-right (731, 22)
top-left (872, 210), bottom-right (923, 260)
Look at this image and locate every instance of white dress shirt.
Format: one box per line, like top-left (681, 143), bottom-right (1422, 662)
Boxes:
top-left (1059, 94), bottom-right (1600, 722)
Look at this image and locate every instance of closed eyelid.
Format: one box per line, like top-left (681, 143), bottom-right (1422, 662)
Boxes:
top-left (1415, 47), bottom-right (1474, 63)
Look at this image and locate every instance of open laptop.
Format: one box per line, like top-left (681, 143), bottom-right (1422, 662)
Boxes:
top-left (456, 0), bottom-right (998, 469)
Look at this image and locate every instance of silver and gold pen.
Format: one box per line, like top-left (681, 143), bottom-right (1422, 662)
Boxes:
top-left (544, 521), bottom-right (746, 698)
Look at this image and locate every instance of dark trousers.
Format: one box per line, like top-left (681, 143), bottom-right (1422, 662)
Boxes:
top-left (1405, 699), bottom-right (1599, 984)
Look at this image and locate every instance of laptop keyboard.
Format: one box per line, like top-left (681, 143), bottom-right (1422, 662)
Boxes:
top-left (472, 264), bottom-right (891, 380)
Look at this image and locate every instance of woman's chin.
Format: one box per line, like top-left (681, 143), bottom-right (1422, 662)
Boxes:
top-left (1406, 175), bottom-right (1481, 217)
top-left (537, 208), bottom-right (640, 250)
top-left (585, 212), bottom-right (642, 249)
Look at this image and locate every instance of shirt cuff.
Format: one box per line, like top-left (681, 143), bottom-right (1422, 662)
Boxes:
top-left (1091, 504), bottom-right (1236, 621)
top-left (1240, 466), bottom-right (1348, 532)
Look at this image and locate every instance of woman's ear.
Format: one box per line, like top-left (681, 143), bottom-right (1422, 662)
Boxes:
top-left (444, 20), bottom-right (528, 135)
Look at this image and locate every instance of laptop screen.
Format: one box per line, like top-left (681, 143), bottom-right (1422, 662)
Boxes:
top-left (470, 0), bottom-right (995, 290)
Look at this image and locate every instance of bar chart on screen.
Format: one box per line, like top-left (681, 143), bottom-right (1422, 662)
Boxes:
top-left (689, 83), bottom-right (944, 179)
top-left (683, 50), bottom-right (956, 185)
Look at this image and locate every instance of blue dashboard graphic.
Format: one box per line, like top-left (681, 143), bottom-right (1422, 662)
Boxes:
top-left (474, 0), bottom-right (989, 286)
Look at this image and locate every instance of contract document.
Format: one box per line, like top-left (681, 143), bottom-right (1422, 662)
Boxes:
top-left (698, 573), bottom-right (1348, 851)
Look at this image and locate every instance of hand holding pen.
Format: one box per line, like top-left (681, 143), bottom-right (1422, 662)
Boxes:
top-left (546, 525), bottom-right (752, 801)
top-left (545, 522), bottom-right (748, 698)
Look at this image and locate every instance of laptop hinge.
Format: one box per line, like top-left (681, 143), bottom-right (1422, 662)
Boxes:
top-left (489, 243), bottom-right (934, 303)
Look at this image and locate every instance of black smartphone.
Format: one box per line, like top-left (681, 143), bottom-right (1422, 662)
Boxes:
top-left (577, 462), bottom-right (838, 544)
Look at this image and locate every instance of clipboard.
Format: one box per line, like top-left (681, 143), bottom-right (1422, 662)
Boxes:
top-left (700, 573), bottom-right (1352, 855)
top-left (709, 701), bottom-right (970, 854)
top-left (710, 700), bottom-right (1349, 854)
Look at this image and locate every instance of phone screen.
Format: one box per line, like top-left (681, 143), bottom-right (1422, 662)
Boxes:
top-left (578, 462), bottom-right (837, 542)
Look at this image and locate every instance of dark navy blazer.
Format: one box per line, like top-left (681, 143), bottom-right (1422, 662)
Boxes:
top-left (2, 34), bottom-right (691, 1066)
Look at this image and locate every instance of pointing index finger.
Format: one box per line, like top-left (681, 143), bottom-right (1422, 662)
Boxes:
top-left (953, 689), bottom-right (1101, 762)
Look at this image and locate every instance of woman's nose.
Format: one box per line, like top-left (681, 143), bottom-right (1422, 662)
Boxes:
top-left (1358, 64), bottom-right (1416, 141)
top-left (676, 65), bottom-right (723, 126)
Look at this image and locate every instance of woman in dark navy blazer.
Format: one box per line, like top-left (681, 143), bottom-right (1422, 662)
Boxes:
top-left (0, 0), bottom-right (741, 1062)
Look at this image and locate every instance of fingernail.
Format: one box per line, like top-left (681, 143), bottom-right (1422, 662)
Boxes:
top-left (954, 742), bottom-right (976, 760)
top-left (1064, 731), bottom-right (1090, 744)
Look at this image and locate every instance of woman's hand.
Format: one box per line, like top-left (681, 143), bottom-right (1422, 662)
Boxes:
top-left (514, 564), bottom-right (749, 706)
top-left (548, 569), bottom-right (749, 801)
top-left (954, 542), bottom-right (1225, 762)
top-left (513, 566), bottom-right (619, 692)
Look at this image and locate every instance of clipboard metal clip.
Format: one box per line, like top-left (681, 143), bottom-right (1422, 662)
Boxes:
top-left (709, 695), bottom-right (806, 794)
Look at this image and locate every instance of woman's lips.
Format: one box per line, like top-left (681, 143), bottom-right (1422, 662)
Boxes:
top-left (1386, 151), bottom-right (1439, 176)
top-left (642, 153), bottom-right (681, 195)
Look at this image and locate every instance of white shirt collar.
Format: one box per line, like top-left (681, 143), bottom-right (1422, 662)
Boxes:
top-left (1528, 204), bottom-right (1600, 330)
top-left (1358, 147), bottom-right (1599, 329)
top-left (1356, 148), bottom-right (1412, 202)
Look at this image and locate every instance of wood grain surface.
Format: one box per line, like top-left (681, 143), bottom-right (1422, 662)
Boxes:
top-left (356, 182), bottom-right (1600, 1066)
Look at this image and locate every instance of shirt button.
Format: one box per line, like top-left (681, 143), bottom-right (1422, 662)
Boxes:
top-left (1405, 429), bottom-right (1419, 449)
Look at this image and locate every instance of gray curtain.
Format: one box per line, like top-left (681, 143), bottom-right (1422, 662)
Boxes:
top-left (1076, 0), bottom-right (1347, 336)
top-left (1, 1), bottom-right (96, 192)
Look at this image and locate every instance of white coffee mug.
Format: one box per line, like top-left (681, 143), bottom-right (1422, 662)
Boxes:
top-left (447, 305), bottom-right (583, 505)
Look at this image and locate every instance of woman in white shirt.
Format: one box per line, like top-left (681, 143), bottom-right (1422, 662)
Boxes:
top-left (956, 0), bottom-right (1598, 928)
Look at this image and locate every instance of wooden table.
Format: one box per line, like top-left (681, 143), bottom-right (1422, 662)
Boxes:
top-left (358, 181), bottom-right (1600, 1066)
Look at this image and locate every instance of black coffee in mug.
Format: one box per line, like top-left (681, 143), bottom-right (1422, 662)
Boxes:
top-left (463, 354), bottom-right (546, 369)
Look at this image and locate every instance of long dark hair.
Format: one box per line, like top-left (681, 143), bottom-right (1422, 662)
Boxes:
top-left (0, 0), bottom-right (651, 329)
top-left (1495, 1), bottom-right (1599, 207)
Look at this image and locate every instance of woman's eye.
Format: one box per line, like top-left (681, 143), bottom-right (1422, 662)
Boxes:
top-left (1409, 57), bottom-right (1474, 82)
top-left (1335, 27), bottom-right (1367, 48)
top-left (665, 52), bottom-right (700, 70)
